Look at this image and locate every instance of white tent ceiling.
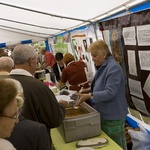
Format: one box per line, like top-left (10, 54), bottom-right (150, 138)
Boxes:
top-left (0, 0), bottom-right (147, 45)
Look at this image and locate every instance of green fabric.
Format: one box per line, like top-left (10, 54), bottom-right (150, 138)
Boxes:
top-left (101, 119), bottom-right (127, 150)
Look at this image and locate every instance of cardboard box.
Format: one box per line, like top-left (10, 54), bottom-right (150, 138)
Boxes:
top-left (58, 102), bottom-right (101, 143)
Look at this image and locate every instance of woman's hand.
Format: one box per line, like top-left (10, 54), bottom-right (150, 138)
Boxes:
top-left (76, 93), bottom-right (91, 105)
top-left (79, 87), bottom-right (91, 94)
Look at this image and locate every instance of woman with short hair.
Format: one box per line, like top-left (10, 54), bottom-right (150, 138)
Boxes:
top-left (77, 40), bottom-right (128, 150)
top-left (0, 78), bottom-right (24, 150)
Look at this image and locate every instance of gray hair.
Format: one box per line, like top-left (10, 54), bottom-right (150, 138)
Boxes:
top-left (12, 44), bottom-right (37, 65)
top-left (0, 56), bottom-right (14, 72)
top-left (88, 40), bottom-right (111, 58)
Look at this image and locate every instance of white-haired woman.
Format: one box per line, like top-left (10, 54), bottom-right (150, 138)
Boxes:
top-left (0, 78), bottom-right (24, 150)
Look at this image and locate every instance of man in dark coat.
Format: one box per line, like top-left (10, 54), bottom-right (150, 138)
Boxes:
top-left (10, 44), bottom-right (68, 149)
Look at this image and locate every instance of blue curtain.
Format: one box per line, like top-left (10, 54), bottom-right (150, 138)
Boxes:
top-left (45, 40), bottom-right (50, 52)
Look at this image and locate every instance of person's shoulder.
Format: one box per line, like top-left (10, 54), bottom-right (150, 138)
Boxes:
top-left (47, 51), bottom-right (53, 55)
top-left (79, 60), bottom-right (85, 65)
top-left (107, 57), bottom-right (119, 66)
top-left (0, 139), bottom-right (16, 150)
top-left (13, 75), bottom-right (49, 90)
top-left (75, 61), bottom-right (85, 67)
top-left (20, 117), bottom-right (47, 130)
top-left (107, 58), bottom-right (123, 73)
top-left (22, 76), bottom-right (45, 85)
top-left (15, 116), bottom-right (48, 135)
top-left (62, 66), bottom-right (69, 72)
top-left (20, 75), bottom-right (45, 84)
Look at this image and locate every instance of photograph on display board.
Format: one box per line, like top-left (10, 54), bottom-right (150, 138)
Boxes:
top-left (110, 28), bottom-right (128, 92)
top-left (83, 40), bottom-right (87, 52)
top-left (110, 29), bottom-right (123, 66)
top-left (71, 35), bottom-right (95, 82)
top-left (53, 36), bottom-right (68, 55)
top-left (63, 33), bottom-right (70, 43)
top-left (71, 39), bottom-right (78, 61)
top-left (82, 38), bottom-right (93, 52)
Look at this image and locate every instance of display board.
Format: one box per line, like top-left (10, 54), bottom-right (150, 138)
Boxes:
top-left (100, 9), bottom-right (150, 116)
top-left (49, 25), bottom-right (103, 81)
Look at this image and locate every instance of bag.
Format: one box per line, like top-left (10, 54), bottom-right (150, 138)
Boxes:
top-left (128, 123), bottom-right (150, 150)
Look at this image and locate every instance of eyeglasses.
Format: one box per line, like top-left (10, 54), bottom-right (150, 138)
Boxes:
top-left (0, 111), bottom-right (20, 120)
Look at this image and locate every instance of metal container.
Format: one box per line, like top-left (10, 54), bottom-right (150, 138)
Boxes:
top-left (57, 102), bottom-right (101, 143)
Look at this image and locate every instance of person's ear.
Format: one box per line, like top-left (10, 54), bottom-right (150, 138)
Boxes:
top-left (28, 58), bottom-right (34, 66)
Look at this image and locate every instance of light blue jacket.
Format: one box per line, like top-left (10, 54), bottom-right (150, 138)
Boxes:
top-left (92, 56), bottom-right (128, 120)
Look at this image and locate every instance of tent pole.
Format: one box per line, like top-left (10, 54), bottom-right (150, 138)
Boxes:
top-left (92, 23), bottom-right (98, 41)
top-left (0, 25), bottom-right (53, 36)
top-left (0, 17), bottom-right (66, 31)
top-left (0, 2), bottom-right (91, 23)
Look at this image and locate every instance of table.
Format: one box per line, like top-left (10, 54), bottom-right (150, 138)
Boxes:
top-left (51, 128), bottom-right (123, 150)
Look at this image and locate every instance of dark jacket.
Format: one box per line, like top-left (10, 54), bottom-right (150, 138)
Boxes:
top-left (52, 62), bottom-right (65, 82)
top-left (9, 74), bottom-right (66, 148)
top-left (7, 115), bottom-right (50, 150)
